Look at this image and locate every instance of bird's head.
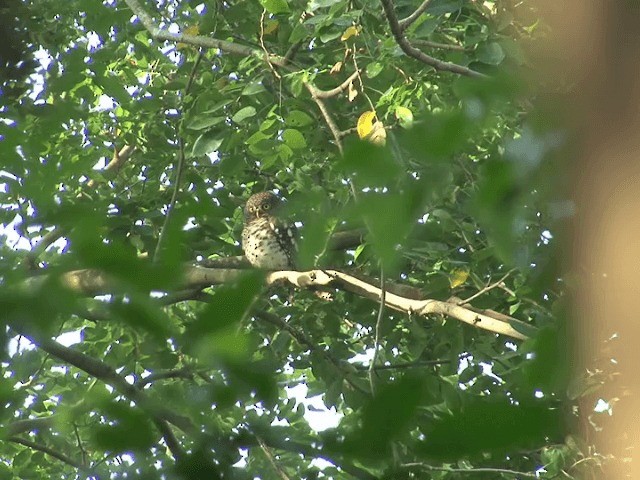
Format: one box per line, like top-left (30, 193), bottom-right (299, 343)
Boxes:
top-left (244, 191), bottom-right (281, 221)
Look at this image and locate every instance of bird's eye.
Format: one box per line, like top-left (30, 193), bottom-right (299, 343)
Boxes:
top-left (249, 206), bottom-right (256, 212)
top-left (262, 203), bottom-right (271, 210)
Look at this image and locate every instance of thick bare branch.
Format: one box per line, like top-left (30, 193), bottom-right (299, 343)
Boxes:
top-left (31, 264), bottom-right (530, 339)
top-left (266, 270), bottom-right (531, 340)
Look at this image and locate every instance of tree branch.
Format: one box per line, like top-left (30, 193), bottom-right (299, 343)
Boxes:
top-left (412, 38), bottom-right (465, 51)
top-left (398, 0), bottom-right (432, 32)
top-left (34, 265), bottom-right (531, 339)
top-left (8, 436), bottom-right (95, 475)
top-left (86, 144), bottom-right (136, 188)
top-left (304, 81), bottom-right (344, 155)
top-left (122, 0), bottom-right (288, 67)
top-left (21, 334), bottom-right (196, 436)
top-left (254, 310), bottom-right (369, 396)
top-left (266, 270), bottom-right (532, 340)
top-left (379, 0), bottom-right (486, 78)
top-left (307, 70), bottom-right (360, 99)
top-left (401, 462), bottom-right (536, 477)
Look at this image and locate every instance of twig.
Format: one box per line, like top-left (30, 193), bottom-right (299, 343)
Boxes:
top-left (86, 144), bottom-right (136, 188)
top-left (304, 81), bottom-right (344, 154)
top-left (154, 51), bottom-right (202, 262)
top-left (412, 38), bottom-right (465, 51)
top-left (136, 367), bottom-right (196, 387)
top-left (255, 310), bottom-right (369, 396)
top-left (379, 0), bottom-right (486, 78)
top-left (307, 70), bottom-right (360, 99)
top-left (259, 9), bottom-right (281, 79)
top-left (369, 268), bottom-right (386, 394)
top-left (235, 430), bottom-right (378, 480)
top-left (152, 419), bottom-right (184, 460)
top-left (257, 436), bottom-right (292, 480)
top-left (398, 0), bottom-right (432, 32)
top-left (73, 423), bottom-right (88, 467)
top-left (22, 226), bottom-right (66, 269)
top-left (153, 137), bottom-right (187, 263)
top-left (459, 268), bottom-right (515, 305)
top-left (8, 436), bottom-right (95, 475)
top-left (123, 0), bottom-right (288, 67)
top-left (354, 359), bottom-right (450, 370)
top-left (401, 462), bottom-right (536, 477)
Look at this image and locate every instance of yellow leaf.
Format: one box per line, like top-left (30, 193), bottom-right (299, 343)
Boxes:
top-left (330, 61), bottom-right (343, 74)
top-left (178, 25), bottom-right (200, 50)
top-left (341, 25), bottom-right (360, 41)
top-left (357, 111), bottom-right (376, 139)
top-left (264, 19), bottom-right (279, 35)
top-left (357, 112), bottom-right (386, 146)
top-left (449, 269), bottom-right (470, 289)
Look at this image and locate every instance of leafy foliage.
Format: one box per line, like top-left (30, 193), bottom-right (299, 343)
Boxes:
top-left (0, 0), bottom-right (608, 479)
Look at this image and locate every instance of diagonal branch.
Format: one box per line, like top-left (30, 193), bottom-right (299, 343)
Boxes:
top-left (304, 81), bottom-right (344, 154)
top-left (379, 0), bottom-right (486, 78)
top-left (8, 436), bottom-right (94, 474)
top-left (20, 333), bottom-right (196, 437)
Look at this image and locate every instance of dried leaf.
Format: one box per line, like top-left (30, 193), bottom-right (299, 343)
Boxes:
top-left (348, 81), bottom-right (358, 102)
top-left (330, 61), bottom-right (343, 74)
top-left (369, 121), bottom-right (386, 146)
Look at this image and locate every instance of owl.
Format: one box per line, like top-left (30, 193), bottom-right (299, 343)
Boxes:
top-left (241, 191), bottom-right (296, 270)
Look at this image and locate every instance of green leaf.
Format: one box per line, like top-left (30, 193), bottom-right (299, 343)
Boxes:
top-left (477, 41), bottom-right (505, 65)
top-left (186, 115), bottom-right (225, 130)
top-left (260, 0), bottom-right (290, 14)
top-left (285, 110), bottom-right (314, 127)
top-left (282, 128), bottom-right (307, 149)
top-left (232, 106), bottom-right (257, 123)
top-left (190, 132), bottom-right (223, 156)
top-left (366, 61), bottom-right (383, 78)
